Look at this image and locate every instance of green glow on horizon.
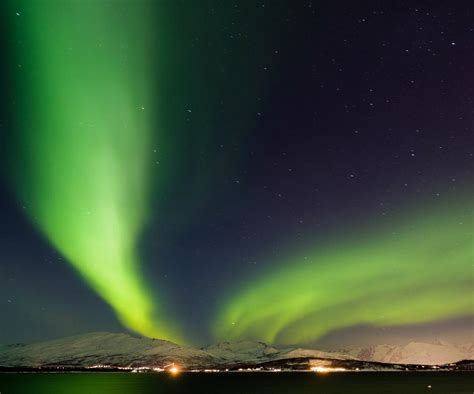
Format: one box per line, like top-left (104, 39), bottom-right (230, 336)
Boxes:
top-left (214, 199), bottom-right (473, 345)
top-left (10, 1), bottom-right (182, 342)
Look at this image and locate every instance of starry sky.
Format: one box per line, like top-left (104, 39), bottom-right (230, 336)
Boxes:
top-left (0, 1), bottom-right (472, 347)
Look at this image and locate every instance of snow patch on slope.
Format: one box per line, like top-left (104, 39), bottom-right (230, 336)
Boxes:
top-left (342, 341), bottom-right (473, 365)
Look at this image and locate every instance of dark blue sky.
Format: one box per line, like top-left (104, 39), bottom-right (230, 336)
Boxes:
top-left (0, 1), bottom-right (472, 346)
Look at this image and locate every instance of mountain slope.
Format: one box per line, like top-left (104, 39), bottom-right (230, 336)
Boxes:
top-left (0, 332), bottom-right (471, 369)
top-left (0, 332), bottom-right (214, 369)
top-left (342, 341), bottom-right (473, 365)
top-left (205, 340), bottom-right (283, 364)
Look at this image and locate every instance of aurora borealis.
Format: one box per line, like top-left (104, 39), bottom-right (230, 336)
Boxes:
top-left (5, 0), bottom-right (181, 342)
top-left (214, 197), bottom-right (473, 345)
top-left (0, 1), bottom-right (472, 347)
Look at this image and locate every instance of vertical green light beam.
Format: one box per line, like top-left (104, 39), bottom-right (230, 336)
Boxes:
top-left (10, 1), bottom-right (182, 342)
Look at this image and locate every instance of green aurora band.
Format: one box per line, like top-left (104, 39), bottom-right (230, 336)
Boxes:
top-left (214, 199), bottom-right (473, 345)
top-left (9, 1), bottom-right (182, 342)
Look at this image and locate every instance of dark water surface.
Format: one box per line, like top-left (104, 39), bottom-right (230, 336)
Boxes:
top-left (0, 372), bottom-right (472, 394)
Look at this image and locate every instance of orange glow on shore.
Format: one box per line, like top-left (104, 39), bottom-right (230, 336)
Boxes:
top-left (311, 366), bottom-right (346, 373)
top-left (168, 365), bottom-right (180, 375)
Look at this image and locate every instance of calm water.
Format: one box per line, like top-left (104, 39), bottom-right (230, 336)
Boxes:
top-left (0, 372), bottom-right (472, 394)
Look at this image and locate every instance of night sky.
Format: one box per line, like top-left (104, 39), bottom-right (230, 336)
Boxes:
top-left (0, 1), bottom-right (472, 347)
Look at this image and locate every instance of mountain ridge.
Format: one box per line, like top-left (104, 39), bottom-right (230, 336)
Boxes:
top-left (0, 332), bottom-right (471, 370)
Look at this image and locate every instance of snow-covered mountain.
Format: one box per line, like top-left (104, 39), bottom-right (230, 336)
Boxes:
top-left (204, 340), bottom-right (349, 365)
top-left (340, 340), bottom-right (473, 365)
top-left (204, 340), bottom-right (280, 364)
top-left (0, 332), bottom-right (471, 370)
top-left (0, 332), bottom-right (214, 369)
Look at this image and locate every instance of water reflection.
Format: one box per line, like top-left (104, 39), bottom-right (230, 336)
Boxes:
top-left (0, 372), bottom-right (471, 394)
